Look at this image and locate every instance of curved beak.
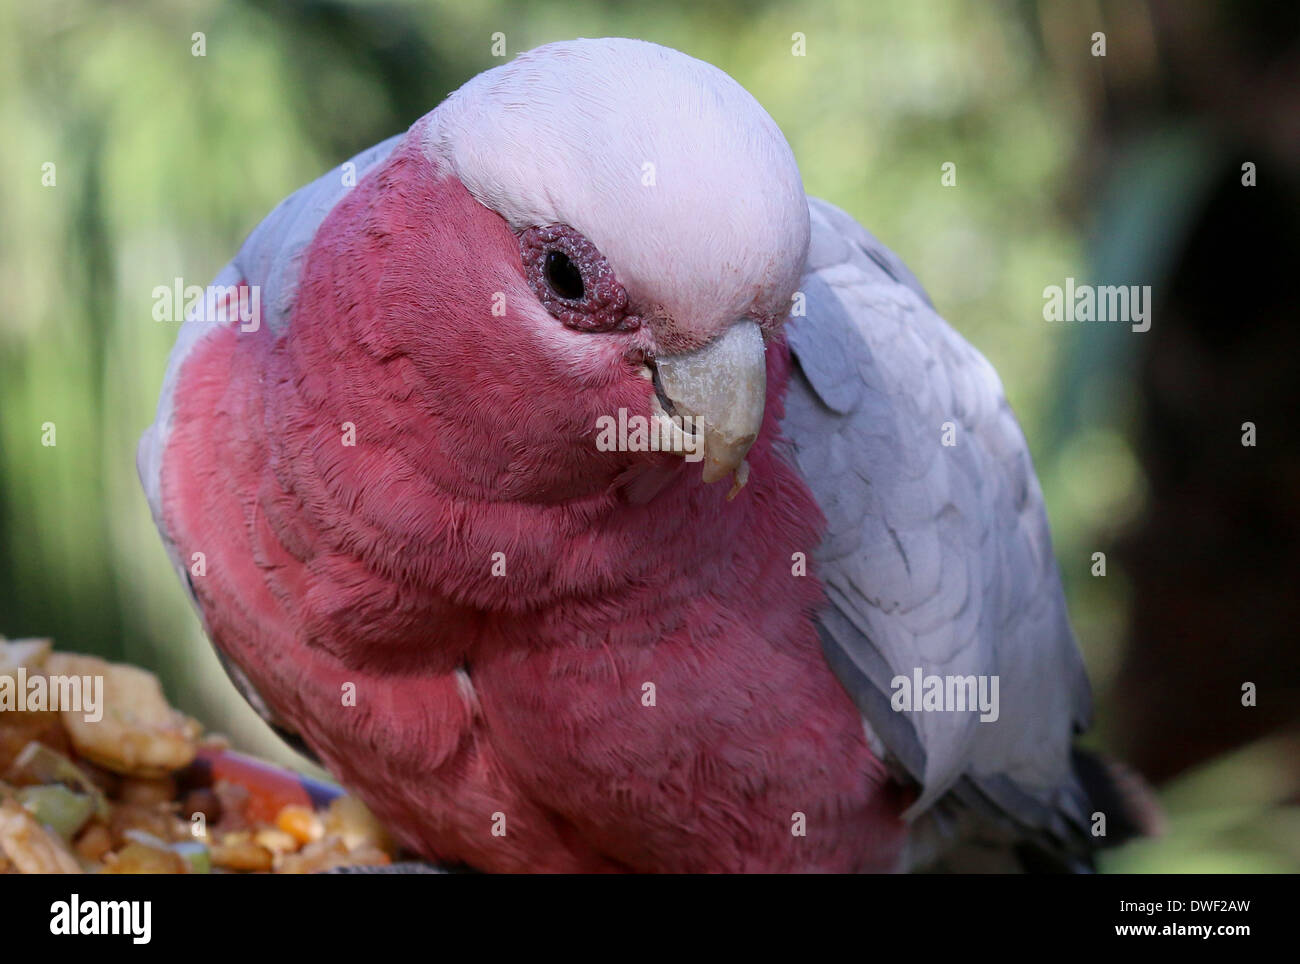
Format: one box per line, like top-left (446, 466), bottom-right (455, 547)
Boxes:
top-left (652, 320), bottom-right (766, 496)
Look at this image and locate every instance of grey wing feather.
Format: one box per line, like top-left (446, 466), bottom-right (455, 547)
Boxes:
top-left (782, 197), bottom-right (1093, 859)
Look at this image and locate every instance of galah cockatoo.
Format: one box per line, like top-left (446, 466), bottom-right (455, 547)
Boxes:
top-left (140, 38), bottom-right (1128, 872)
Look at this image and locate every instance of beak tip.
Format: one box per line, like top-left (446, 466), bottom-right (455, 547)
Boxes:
top-left (701, 464), bottom-right (729, 485)
top-left (700, 435), bottom-right (754, 485)
top-left (702, 455), bottom-right (752, 498)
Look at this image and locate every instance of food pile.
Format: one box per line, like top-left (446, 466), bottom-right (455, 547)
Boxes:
top-left (0, 637), bottom-right (395, 873)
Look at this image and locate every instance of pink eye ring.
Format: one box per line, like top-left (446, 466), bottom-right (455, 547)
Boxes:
top-left (519, 224), bottom-right (638, 333)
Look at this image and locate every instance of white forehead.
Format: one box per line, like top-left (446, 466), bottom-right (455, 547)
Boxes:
top-left (425, 38), bottom-right (810, 340)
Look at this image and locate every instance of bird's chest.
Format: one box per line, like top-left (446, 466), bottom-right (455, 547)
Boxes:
top-left (448, 607), bottom-right (907, 871)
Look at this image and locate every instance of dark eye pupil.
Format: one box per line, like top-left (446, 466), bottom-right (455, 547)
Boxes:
top-left (544, 251), bottom-right (585, 300)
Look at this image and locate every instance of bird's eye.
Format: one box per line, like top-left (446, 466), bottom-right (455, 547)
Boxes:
top-left (518, 223), bottom-right (637, 333)
top-left (544, 250), bottom-right (585, 300)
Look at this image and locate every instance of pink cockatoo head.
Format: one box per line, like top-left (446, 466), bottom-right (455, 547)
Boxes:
top-left (288, 38), bottom-right (811, 510)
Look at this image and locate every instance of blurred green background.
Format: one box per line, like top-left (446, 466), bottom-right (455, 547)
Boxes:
top-left (1, 0), bottom-right (1296, 871)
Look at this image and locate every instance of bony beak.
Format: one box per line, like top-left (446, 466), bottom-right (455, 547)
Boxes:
top-left (652, 320), bottom-right (766, 498)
